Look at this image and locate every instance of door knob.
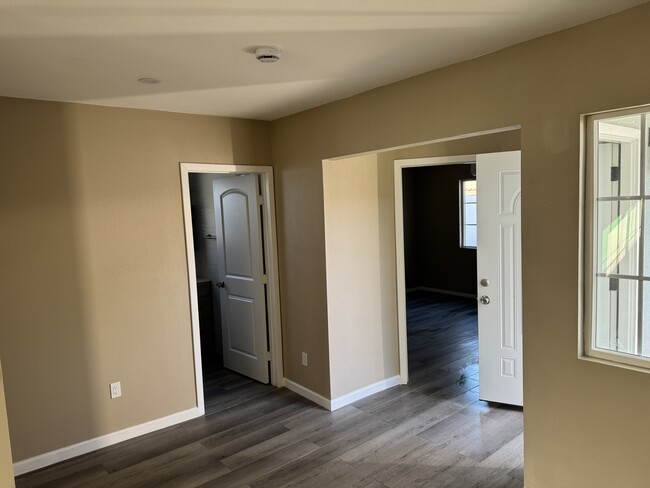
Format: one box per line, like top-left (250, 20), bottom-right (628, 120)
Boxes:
top-left (216, 281), bottom-right (225, 288)
top-left (480, 295), bottom-right (490, 305)
top-left (480, 278), bottom-right (490, 287)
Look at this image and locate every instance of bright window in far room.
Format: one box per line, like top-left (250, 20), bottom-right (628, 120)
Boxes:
top-left (460, 179), bottom-right (477, 248)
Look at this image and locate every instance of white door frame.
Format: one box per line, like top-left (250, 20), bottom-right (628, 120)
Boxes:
top-left (394, 154), bottom-right (477, 384)
top-left (180, 163), bottom-right (284, 413)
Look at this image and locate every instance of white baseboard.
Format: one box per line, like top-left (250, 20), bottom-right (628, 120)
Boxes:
top-left (330, 375), bottom-right (401, 411)
top-left (283, 376), bottom-right (401, 412)
top-left (407, 286), bottom-right (476, 299)
top-left (13, 406), bottom-right (203, 476)
top-left (15, 376), bottom-right (404, 476)
top-left (283, 378), bottom-right (331, 410)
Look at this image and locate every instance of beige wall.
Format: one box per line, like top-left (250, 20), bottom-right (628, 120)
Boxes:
top-left (0, 361), bottom-right (15, 487)
top-left (0, 97), bottom-right (270, 461)
top-left (271, 4), bottom-right (650, 487)
top-left (323, 154), bottom-right (399, 398)
top-left (377, 129), bottom-right (521, 166)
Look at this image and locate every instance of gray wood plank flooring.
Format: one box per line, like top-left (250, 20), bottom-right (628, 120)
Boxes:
top-left (15, 291), bottom-right (523, 487)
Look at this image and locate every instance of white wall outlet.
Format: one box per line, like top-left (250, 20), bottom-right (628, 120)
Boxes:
top-left (301, 352), bottom-right (308, 367)
top-left (110, 381), bottom-right (122, 399)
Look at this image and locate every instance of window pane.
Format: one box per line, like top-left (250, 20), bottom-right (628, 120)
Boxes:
top-left (597, 116), bottom-right (641, 198)
top-left (465, 202), bottom-right (477, 225)
top-left (596, 200), bottom-right (641, 276)
top-left (643, 283), bottom-right (650, 357)
top-left (645, 113), bottom-right (650, 195)
top-left (645, 200), bottom-right (650, 277)
top-left (464, 224), bottom-right (477, 247)
top-left (464, 180), bottom-right (476, 203)
top-left (595, 277), bottom-right (638, 355)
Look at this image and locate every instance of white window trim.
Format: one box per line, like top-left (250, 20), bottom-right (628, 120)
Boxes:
top-left (581, 105), bottom-right (650, 372)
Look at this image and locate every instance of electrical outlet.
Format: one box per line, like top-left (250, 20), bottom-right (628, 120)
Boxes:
top-left (110, 381), bottom-right (122, 399)
top-left (301, 352), bottom-right (308, 367)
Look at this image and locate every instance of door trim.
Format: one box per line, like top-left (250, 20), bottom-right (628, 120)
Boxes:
top-left (180, 162), bottom-right (284, 413)
top-left (394, 155), bottom-right (477, 384)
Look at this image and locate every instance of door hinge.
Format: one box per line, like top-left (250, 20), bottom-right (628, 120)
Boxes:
top-left (262, 274), bottom-right (268, 284)
top-left (257, 195), bottom-right (264, 205)
top-left (265, 351), bottom-right (272, 361)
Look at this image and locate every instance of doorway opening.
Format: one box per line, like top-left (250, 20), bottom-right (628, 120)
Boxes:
top-left (321, 129), bottom-right (523, 407)
top-left (395, 156), bottom-right (477, 384)
top-left (400, 161), bottom-right (480, 395)
top-left (179, 163), bottom-right (284, 414)
top-left (394, 152), bottom-right (523, 406)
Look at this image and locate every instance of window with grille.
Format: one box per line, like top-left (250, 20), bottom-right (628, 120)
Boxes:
top-left (460, 179), bottom-right (477, 249)
top-left (584, 106), bottom-right (650, 370)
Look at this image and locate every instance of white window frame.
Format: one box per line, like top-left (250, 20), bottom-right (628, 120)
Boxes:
top-left (582, 105), bottom-right (650, 372)
top-left (460, 178), bottom-right (477, 249)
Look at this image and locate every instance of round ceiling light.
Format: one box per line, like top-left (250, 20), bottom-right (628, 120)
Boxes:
top-left (138, 77), bottom-right (161, 84)
top-left (254, 46), bottom-right (282, 63)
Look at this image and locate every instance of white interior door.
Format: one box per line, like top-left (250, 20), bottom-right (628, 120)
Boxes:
top-left (477, 150), bottom-right (522, 406)
top-left (213, 175), bottom-right (269, 384)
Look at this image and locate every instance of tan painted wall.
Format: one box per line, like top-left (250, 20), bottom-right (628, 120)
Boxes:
top-left (0, 361), bottom-right (15, 487)
top-left (323, 154), bottom-right (399, 398)
top-left (0, 97), bottom-right (270, 461)
top-left (271, 4), bottom-right (650, 487)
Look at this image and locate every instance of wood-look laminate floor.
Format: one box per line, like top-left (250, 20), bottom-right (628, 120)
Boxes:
top-left (16, 291), bottom-right (523, 488)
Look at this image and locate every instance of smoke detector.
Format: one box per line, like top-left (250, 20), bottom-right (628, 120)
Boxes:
top-left (254, 46), bottom-right (282, 63)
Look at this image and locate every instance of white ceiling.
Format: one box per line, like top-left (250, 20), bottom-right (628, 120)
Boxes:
top-left (0, 0), bottom-right (645, 121)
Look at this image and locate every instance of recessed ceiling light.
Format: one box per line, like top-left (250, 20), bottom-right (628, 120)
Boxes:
top-left (254, 46), bottom-right (282, 63)
top-left (138, 77), bottom-right (161, 84)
